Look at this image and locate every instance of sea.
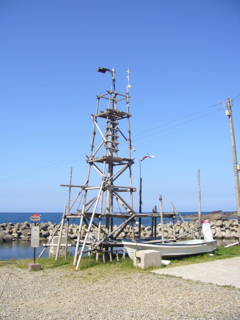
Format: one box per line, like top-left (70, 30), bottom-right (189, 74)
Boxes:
top-left (0, 211), bottom-right (205, 225)
top-left (0, 211), bottom-right (217, 261)
top-left (0, 212), bottom-right (62, 261)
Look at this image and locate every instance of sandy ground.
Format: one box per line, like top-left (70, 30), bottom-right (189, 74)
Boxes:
top-left (0, 266), bottom-right (240, 320)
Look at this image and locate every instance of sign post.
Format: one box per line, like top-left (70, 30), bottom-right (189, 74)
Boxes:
top-left (31, 225), bottom-right (39, 263)
top-left (28, 214), bottom-right (41, 271)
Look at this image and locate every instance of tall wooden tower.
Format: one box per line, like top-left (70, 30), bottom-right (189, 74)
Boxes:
top-left (58, 68), bottom-right (136, 269)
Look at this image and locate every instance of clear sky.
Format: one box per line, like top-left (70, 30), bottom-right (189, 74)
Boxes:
top-left (1, 0), bottom-right (240, 213)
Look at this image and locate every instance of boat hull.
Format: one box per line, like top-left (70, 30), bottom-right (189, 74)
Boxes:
top-left (122, 239), bottom-right (216, 260)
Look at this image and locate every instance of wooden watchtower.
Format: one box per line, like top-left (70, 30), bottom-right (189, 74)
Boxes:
top-left (57, 68), bottom-right (136, 269)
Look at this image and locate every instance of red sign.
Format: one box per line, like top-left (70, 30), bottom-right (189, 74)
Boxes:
top-left (30, 213), bottom-right (41, 221)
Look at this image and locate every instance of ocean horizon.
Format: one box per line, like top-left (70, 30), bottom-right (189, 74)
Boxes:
top-left (0, 211), bottom-right (234, 261)
top-left (0, 212), bottom-right (62, 224)
top-left (0, 211), bottom-right (215, 225)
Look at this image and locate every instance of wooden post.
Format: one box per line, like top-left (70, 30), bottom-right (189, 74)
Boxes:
top-left (225, 98), bottom-right (240, 242)
top-left (159, 195), bottom-right (164, 241)
top-left (109, 250), bottom-right (112, 262)
top-left (154, 217), bottom-right (157, 237)
top-left (198, 168), bottom-right (202, 224)
top-left (55, 206), bottom-right (66, 261)
top-left (68, 168), bottom-right (73, 211)
top-left (116, 251), bottom-right (119, 262)
top-left (139, 160), bottom-right (142, 213)
top-left (139, 160), bottom-right (143, 238)
top-left (102, 247), bottom-right (106, 263)
top-left (64, 218), bottom-right (69, 260)
top-left (172, 203), bottom-right (176, 240)
top-left (75, 184), bottom-right (104, 270)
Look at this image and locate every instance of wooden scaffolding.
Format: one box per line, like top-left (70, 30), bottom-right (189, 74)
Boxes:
top-left (54, 68), bottom-right (136, 269)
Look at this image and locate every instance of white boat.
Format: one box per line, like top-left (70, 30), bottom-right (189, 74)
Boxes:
top-left (122, 238), bottom-right (216, 260)
top-left (122, 220), bottom-right (216, 259)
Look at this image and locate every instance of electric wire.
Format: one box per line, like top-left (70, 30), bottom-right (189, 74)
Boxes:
top-left (133, 101), bottom-right (223, 137)
top-left (1, 94), bottom-right (239, 183)
top-left (232, 94), bottom-right (240, 105)
top-left (0, 155), bottom-right (84, 184)
top-left (141, 93), bottom-right (239, 138)
top-left (132, 101), bottom-right (224, 142)
top-left (134, 109), bottom-right (224, 142)
top-left (133, 94), bottom-right (239, 142)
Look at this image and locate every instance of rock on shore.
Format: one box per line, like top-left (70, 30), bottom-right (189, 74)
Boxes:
top-left (0, 212), bottom-right (239, 242)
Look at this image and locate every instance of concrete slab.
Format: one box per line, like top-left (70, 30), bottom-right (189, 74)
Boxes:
top-left (152, 257), bottom-right (240, 288)
top-left (28, 263), bottom-right (42, 271)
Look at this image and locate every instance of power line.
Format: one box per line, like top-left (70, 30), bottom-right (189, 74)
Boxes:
top-left (133, 101), bottom-right (223, 137)
top-left (1, 95), bottom-right (239, 183)
top-left (232, 93), bottom-right (240, 101)
top-left (0, 155), bottom-right (84, 184)
top-left (132, 94), bottom-right (240, 143)
top-left (133, 108), bottom-right (224, 142)
top-left (133, 100), bottom-right (224, 142)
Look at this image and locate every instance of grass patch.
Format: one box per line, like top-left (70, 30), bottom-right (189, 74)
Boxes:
top-left (1, 245), bottom-right (240, 274)
top-left (0, 254), bottom-right (144, 283)
top-left (73, 256), bottom-right (144, 282)
top-left (0, 255), bottom-right (74, 270)
top-left (0, 253), bottom-right (140, 276)
top-left (163, 245), bottom-right (240, 268)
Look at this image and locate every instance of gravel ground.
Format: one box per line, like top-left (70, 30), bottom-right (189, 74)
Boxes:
top-left (0, 266), bottom-right (240, 320)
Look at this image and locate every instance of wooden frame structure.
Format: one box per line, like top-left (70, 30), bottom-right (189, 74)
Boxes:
top-left (38, 68), bottom-right (187, 268)
top-left (54, 68), bottom-right (137, 269)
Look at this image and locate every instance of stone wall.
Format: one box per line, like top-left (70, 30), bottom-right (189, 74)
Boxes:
top-left (0, 218), bottom-right (239, 242)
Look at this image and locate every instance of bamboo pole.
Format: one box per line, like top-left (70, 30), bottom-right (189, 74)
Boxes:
top-left (55, 205), bottom-right (66, 260)
top-left (75, 184), bottom-right (104, 270)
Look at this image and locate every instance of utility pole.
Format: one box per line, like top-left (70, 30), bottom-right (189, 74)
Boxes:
top-left (198, 168), bottom-right (202, 223)
top-left (225, 98), bottom-right (240, 243)
top-left (139, 160), bottom-right (142, 213)
top-left (225, 98), bottom-right (240, 215)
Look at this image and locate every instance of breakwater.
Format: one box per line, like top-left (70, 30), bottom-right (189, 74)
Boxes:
top-left (0, 218), bottom-right (239, 242)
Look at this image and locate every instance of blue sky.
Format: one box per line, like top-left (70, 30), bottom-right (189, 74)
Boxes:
top-left (0, 0), bottom-right (240, 213)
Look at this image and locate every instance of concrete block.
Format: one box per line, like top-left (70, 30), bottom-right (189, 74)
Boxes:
top-left (134, 250), bottom-right (162, 269)
top-left (28, 263), bottom-right (41, 271)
